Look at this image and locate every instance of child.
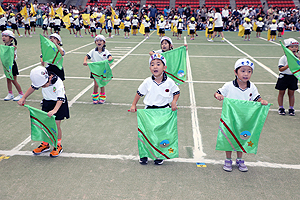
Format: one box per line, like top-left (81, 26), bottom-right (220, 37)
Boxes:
top-left (83, 16), bottom-right (91, 35)
top-left (0, 14), bottom-right (7, 32)
top-left (42, 15), bottom-right (49, 37)
top-left (171, 16), bottom-right (178, 37)
top-left (113, 15), bottom-right (121, 35)
top-left (124, 16), bottom-right (131, 39)
top-left (214, 58), bottom-right (268, 172)
top-left (275, 38), bottom-right (299, 116)
top-left (149, 36), bottom-right (173, 55)
top-left (188, 17), bottom-right (196, 40)
top-left (8, 13), bottom-right (22, 37)
top-left (277, 18), bottom-right (285, 38)
top-left (269, 19), bottom-right (277, 41)
top-left (90, 18), bottom-right (96, 38)
top-left (30, 13), bottom-right (36, 34)
top-left (74, 15), bottom-right (82, 37)
top-left (17, 66), bottom-right (69, 157)
top-left (83, 35), bottom-right (113, 104)
top-left (132, 15), bottom-right (139, 36)
top-left (21, 16), bottom-right (31, 37)
top-left (40, 33), bottom-right (65, 81)
top-left (177, 18), bottom-right (183, 40)
top-left (106, 16), bottom-right (113, 38)
top-left (99, 15), bottom-right (107, 35)
top-left (129, 53), bottom-right (180, 165)
top-left (2, 30), bottom-right (23, 101)
top-left (53, 14), bottom-right (61, 34)
top-left (255, 17), bottom-right (264, 38)
top-left (158, 17), bottom-right (166, 38)
top-left (207, 18), bottom-right (214, 41)
top-left (143, 17), bottom-right (151, 39)
top-left (243, 18), bottom-right (252, 41)
top-left (69, 13), bottom-right (75, 34)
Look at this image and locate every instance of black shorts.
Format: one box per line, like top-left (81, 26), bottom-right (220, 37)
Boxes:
top-left (42, 96), bottom-right (69, 120)
top-left (132, 25), bottom-right (138, 29)
top-left (245, 29), bottom-right (251, 35)
top-left (159, 28), bottom-right (165, 34)
top-left (275, 74), bottom-right (298, 90)
top-left (84, 25), bottom-right (89, 29)
top-left (50, 23), bottom-right (54, 28)
top-left (145, 27), bottom-right (150, 33)
top-left (278, 27), bottom-right (283, 32)
top-left (54, 25), bottom-right (60, 32)
top-left (146, 104), bottom-right (170, 109)
top-left (178, 29), bottom-right (182, 34)
top-left (46, 64), bottom-right (65, 81)
top-left (42, 24), bottom-right (48, 30)
top-left (70, 23), bottom-right (74, 28)
top-left (270, 30), bottom-right (276, 35)
top-left (256, 27), bottom-right (262, 32)
top-left (124, 27), bottom-right (130, 32)
top-left (30, 21), bottom-right (36, 27)
top-left (11, 24), bottom-right (18, 30)
top-left (108, 28), bottom-right (112, 32)
top-left (214, 26), bottom-right (223, 32)
top-left (208, 29), bottom-right (213, 34)
top-left (114, 25), bottom-right (119, 29)
top-left (0, 25), bottom-right (7, 31)
top-left (75, 25), bottom-right (81, 31)
top-left (91, 27), bottom-right (96, 32)
top-left (190, 29), bottom-right (195, 34)
top-left (25, 24), bottom-right (30, 30)
top-left (12, 61), bottom-right (19, 76)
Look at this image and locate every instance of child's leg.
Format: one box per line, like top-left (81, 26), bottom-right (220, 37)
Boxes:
top-left (278, 90), bottom-right (285, 107)
top-left (225, 151), bottom-right (232, 159)
top-left (11, 76), bottom-right (22, 93)
top-left (6, 78), bottom-right (13, 93)
top-left (237, 151), bottom-right (243, 159)
top-left (99, 86), bottom-right (106, 104)
top-left (93, 79), bottom-right (99, 93)
top-left (288, 89), bottom-right (295, 108)
top-left (56, 120), bottom-right (62, 141)
top-left (49, 120), bottom-right (63, 157)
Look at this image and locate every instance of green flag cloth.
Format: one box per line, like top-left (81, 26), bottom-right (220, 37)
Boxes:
top-left (280, 41), bottom-right (300, 81)
top-left (161, 46), bottom-right (186, 85)
top-left (88, 59), bottom-right (114, 87)
top-left (40, 34), bottom-right (64, 70)
top-left (137, 108), bottom-right (178, 160)
top-left (24, 105), bottom-right (58, 147)
top-left (0, 45), bottom-right (15, 80)
top-left (216, 98), bottom-right (271, 154)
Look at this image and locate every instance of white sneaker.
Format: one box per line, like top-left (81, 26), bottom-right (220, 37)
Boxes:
top-left (19, 35), bottom-right (23, 37)
top-left (13, 94), bottom-right (23, 101)
top-left (4, 93), bottom-right (14, 101)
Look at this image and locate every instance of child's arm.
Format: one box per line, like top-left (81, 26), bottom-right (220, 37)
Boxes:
top-left (279, 64), bottom-right (289, 72)
top-left (55, 43), bottom-right (65, 56)
top-left (40, 56), bottom-right (45, 66)
top-left (149, 51), bottom-right (155, 56)
top-left (129, 93), bottom-right (140, 112)
top-left (17, 86), bottom-right (35, 106)
top-left (214, 92), bottom-right (224, 101)
top-left (83, 55), bottom-right (89, 66)
top-left (184, 44), bottom-right (188, 50)
top-left (257, 98), bottom-right (268, 105)
top-left (171, 93), bottom-right (180, 111)
top-left (47, 100), bottom-right (63, 117)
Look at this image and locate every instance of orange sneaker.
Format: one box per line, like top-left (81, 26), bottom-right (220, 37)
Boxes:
top-left (32, 143), bottom-right (50, 155)
top-left (50, 144), bottom-right (63, 157)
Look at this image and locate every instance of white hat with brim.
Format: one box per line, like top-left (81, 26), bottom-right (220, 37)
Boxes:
top-left (234, 58), bottom-right (254, 71)
top-left (94, 35), bottom-right (106, 42)
top-left (30, 66), bottom-right (49, 88)
top-left (149, 53), bottom-right (167, 66)
top-left (49, 33), bottom-right (62, 42)
top-left (284, 38), bottom-right (299, 47)
top-left (2, 30), bottom-right (15, 39)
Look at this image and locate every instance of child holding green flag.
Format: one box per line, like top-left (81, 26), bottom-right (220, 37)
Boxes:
top-left (214, 58), bottom-right (268, 172)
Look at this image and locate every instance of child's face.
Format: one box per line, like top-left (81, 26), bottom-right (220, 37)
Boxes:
top-left (95, 39), bottom-right (105, 48)
top-left (288, 45), bottom-right (299, 55)
top-left (161, 40), bottom-right (170, 51)
top-left (50, 36), bottom-right (59, 44)
top-left (2, 35), bottom-right (12, 44)
top-left (150, 59), bottom-right (167, 77)
top-left (235, 66), bottom-right (253, 83)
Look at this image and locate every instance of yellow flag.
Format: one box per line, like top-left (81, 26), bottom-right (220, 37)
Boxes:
top-left (82, 14), bottom-right (90, 25)
top-left (238, 25), bottom-right (245, 37)
top-left (99, 15), bottom-right (105, 23)
top-left (173, 25), bottom-right (177, 33)
top-left (171, 23), bottom-right (174, 32)
top-left (253, 22), bottom-right (257, 31)
top-left (0, 5), bottom-right (6, 15)
top-left (205, 27), bottom-right (208, 38)
top-left (157, 25), bottom-right (159, 35)
top-left (20, 6), bottom-right (28, 19)
top-left (187, 25), bottom-right (190, 35)
top-left (62, 15), bottom-right (70, 29)
top-left (49, 6), bottom-right (55, 17)
top-left (111, 7), bottom-right (116, 16)
top-left (139, 23), bottom-right (145, 34)
top-left (56, 7), bottom-right (63, 19)
top-left (119, 22), bottom-right (125, 29)
top-left (30, 3), bottom-right (36, 16)
top-left (111, 15), bottom-right (114, 27)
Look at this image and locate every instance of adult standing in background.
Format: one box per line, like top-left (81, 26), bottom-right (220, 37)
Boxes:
top-left (36, 4), bottom-right (43, 27)
top-left (149, 4), bottom-right (157, 29)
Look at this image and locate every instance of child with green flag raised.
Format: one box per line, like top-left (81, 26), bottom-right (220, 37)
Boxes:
top-left (129, 53), bottom-right (180, 165)
top-left (214, 58), bottom-right (268, 172)
top-left (83, 35), bottom-right (113, 104)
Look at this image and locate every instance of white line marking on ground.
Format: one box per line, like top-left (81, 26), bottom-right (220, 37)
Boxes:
top-left (259, 37), bottom-right (281, 45)
top-left (185, 37), bottom-right (206, 159)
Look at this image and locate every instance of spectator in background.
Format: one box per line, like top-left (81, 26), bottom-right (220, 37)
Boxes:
top-left (149, 4), bottom-right (157, 28)
top-left (177, 4), bottom-right (184, 16)
top-left (164, 6), bottom-right (170, 18)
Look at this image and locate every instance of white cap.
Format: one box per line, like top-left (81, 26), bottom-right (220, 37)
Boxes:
top-left (49, 33), bottom-right (62, 43)
top-left (94, 35), bottom-right (106, 42)
top-left (2, 30), bottom-right (15, 38)
top-left (149, 53), bottom-right (167, 66)
top-left (30, 66), bottom-right (49, 88)
top-left (160, 36), bottom-right (173, 46)
top-left (234, 58), bottom-right (254, 71)
top-left (284, 38), bottom-right (299, 47)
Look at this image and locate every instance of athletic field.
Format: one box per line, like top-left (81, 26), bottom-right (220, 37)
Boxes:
top-left (0, 28), bottom-right (300, 199)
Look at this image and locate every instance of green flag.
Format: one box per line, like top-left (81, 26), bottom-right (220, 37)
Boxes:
top-left (24, 105), bottom-right (58, 147)
top-left (137, 108), bottom-right (178, 160)
top-left (88, 59), bottom-right (114, 87)
top-left (280, 41), bottom-right (300, 81)
top-left (161, 46), bottom-right (186, 85)
top-left (40, 34), bottom-right (64, 70)
top-left (216, 98), bottom-right (271, 154)
top-left (0, 45), bottom-right (15, 80)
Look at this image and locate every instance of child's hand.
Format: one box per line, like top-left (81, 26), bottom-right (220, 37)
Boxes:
top-left (41, 61), bottom-right (45, 66)
top-left (129, 105), bottom-right (137, 112)
top-left (171, 102), bottom-right (178, 111)
top-left (83, 61), bottom-right (88, 66)
top-left (184, 44), bottom-right (188, 50)
top-left (47, 110), bottom-right (56, 117)
top-left (13, 45), bottom-right (17, 50)
top-left (260, 100), bottom-right (268, 105)
top-left (214, 93), bottom-right (224, 101)
top-left (17, 98), bottom-right (25, 106)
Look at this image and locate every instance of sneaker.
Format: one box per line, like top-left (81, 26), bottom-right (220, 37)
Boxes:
top-left (13, 94), bottom-right (23, 101)
top-left (278, 108), bottom-right (286, 115)
top-left (98, 95), bottom-right (106, 104)
top-left (80, 35), bottom-right (83, 38)
top-left (236, 159), bottom-right (248, 172)
top-left (19, 35), bottom-right (23, 37)
top-left (139, 157), bottom-right (148, 165)
top-left (74, 35), bottom-right (78, 37)
top-left (223, 159), bottom-right (232, 172)
top-left (248, 39), bottom-right (250, 41)
top-left (289, 108), bottom-right (295, 116)
top-left (4, 93), bottom-right (14, 101)
top-left (154, 159), bottom-right (164, 165)
top-left (221, 38), bottom-right (225, 42)
top-left (50, 144), bottom-right (63, 157)
top-left (32, 143), bottom-right (50, 155)
top-left (29, 35), bottom-right (32, 37)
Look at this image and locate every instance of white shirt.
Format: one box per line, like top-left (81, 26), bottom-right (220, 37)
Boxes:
top-left (222, 9), bottom-right (229, 18)
top-left (171, 19), bottom-right (178, 27)
top-left (107, 20), bottom-right (112, 28)
top-left (137, 73), bottom-right (180, 106)
top-left (278, 21), bottom-right (285, 28)
top-left (22, 18), bottom-right (30, 25)
top-left (124, 20), bottom-right (131, 27)
top-left (269, 24), bottom-right (278, 30)
top-left (30, 16), bottom-right (36, 22)
top-left (256, 21), bottom-right (264, 27)
top-left (217, 79), bottom-right (260, 101)
top-left (74, 18), bottom-right (80, 26)
top-left (87, 48), bottom-right (111, 62)
top-left (42, 76), bottom-right (65, 101)
top-left (43, 18), bottom-right (49, 25)
top-left (243, 22), bottom-right (252, 30)
top-left (214, 12), bottom-right (223, 27)
top-left (0, 17), bottom-right (7, 25)
top-left (278, 55), bottom-right (292, 74)
top-left (143, 21), bottom-right (151, 27)
top-left (114, 18), bottom-right (121, 25)
top-left (158, 21), bottom-right (166, 29)
top-left (90, 21), bottom-right (95, 28)
top-left (54, 18), bottom-right (61, 26)
top-left (177, 22), bottom-right (183, 29)
top-left (188, 22), bottom-right (196, 30)
top-left (8, 16), bottom-right (16, 24)
top-left (132, 19), bottom-right (138, 26)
